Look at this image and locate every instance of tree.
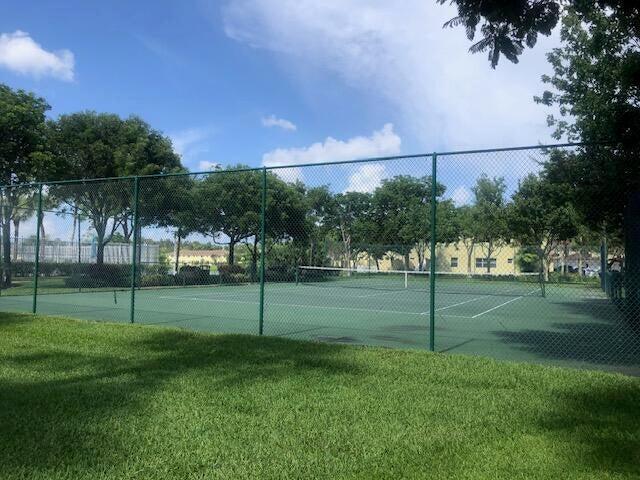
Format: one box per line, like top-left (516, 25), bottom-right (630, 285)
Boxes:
top-left (304, 186), bottom-right (335, 266)
top-left (471, 174), bottom-right (508, 273)
top-left (439, 0), bottom-right (638, 68)
top-left (326, 191), bottom-right (373, 268)
top-left (509, 173), bottom-right (579, 281)
top-left (534, 9), bottom-right (640, 314)
top-left (48, 112), bottom-right (181, 264)
top-left (244, 173), bottom-right (309, 277)
top-left (138, 174), bottom-right (196, 273)
top-left (456, 205), bottom-right (477, 274)
top-left (372, 175), bottom-right (444, 270)
top-left (194, 166), bottom-right (261, 266)
top-left (0, 84), bottom-right (55, 287)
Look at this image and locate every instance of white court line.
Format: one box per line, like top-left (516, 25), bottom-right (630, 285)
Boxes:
top-left (470, 288), bottom-right (540, 318)
top-left (157, 294), bottom-right (474, 318)
top-left (420, 296), bottom-right (485, 315)
top-left (354, 290), bottom-right (405, 298)
top-left (434, 296), bottom-right (485, 312)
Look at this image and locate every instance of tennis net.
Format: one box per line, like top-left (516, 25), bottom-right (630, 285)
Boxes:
top-left (296, 265), bottom-right (544, 297)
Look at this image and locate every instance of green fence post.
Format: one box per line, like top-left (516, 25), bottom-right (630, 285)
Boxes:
top-left (258, 167), bottom-right (267, 335)
top-left (129, 177), bottom-right (140, 324)
top-left (32, 184), bottom-right (43, 314)
top-left (428, 153), bottom-right (438, 352)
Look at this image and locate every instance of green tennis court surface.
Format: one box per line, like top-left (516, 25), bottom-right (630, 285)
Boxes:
top-left (2, 278), bottom-right (637, 375)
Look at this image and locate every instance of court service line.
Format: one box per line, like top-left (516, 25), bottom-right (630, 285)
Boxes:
top-left (419, 296), bottom-right (485, 315)
top-left (471, 293), bottom-right (531, 318)
top-left (435, 296), bottom-right (485, 312)
top-left (157, 295), bottom-right (474, 319)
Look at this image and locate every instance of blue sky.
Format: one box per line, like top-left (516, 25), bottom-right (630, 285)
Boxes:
top-left (1, 0), bottom-right (561, 193)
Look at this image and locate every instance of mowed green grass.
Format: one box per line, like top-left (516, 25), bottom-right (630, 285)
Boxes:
top-left (1, 314), bottom-right (639, 480)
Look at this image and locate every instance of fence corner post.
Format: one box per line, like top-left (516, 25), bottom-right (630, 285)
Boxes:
top-left (32, 184), bottom-right (43, 314)
top-left (258, 167), bottom-right (267, 335)
top-left (429, 153), bottom-right (438, 352)
top-left (129, 177), bottom-right (140, 324)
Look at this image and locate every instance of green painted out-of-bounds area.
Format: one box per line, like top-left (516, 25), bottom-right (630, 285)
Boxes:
top-left (2, 277), bottom-right (639, 375)
top-left (1, 313), bottom-right (639, 480)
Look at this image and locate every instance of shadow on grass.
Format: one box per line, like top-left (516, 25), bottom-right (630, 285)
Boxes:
top-left (0, 324), bottom-right (361, 474)
top-left (540, 382), bottom-right (640, 476)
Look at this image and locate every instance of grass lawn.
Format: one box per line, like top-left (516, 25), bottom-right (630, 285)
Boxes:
top-left (1, 313), bottom-right (639, 479)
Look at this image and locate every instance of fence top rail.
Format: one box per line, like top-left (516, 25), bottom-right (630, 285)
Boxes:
top-left (0, 141), bottom-right (601, 189)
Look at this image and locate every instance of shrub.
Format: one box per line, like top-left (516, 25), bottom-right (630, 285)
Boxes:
top-left (64, 264), bottom-right (131, 288)
top-left (218, 264), bottom-right (249, 284)
top-left (140, 274), bottom-right (174, 288)
top-left (175, 265), bottom-right (212, 286)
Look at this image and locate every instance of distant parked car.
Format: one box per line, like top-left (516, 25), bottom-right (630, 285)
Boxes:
top-left (583, 266), bottom-right (600, 277)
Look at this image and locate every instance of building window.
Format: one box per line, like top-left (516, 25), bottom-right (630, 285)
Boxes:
top-left (507, 258), bottom-right (513, 264)
top-left (450, 257), bottom-right (458, 268)
top-left (475, 258), bottom-right (497, 269)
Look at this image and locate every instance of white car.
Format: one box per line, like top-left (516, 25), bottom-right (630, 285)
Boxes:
top-left (583, 267), bottom-right (600, 277)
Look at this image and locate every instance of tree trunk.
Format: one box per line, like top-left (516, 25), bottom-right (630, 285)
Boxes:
top-left (404, 252), bottom-right (411, 270)
top-left (12, 218), bottom-right (19, 262)
top-left (2, 213), bottom-right (11, 288)
top-left (578, 249), bottom-right (583, 277)
top-left (250, 237), bottom-right (259, 281)
top-left (466, 243), bottom-right (473, 274)
top-left (39, 212), bottom-right (45, 259)
top-left (173, 229), bottom-right (182, 274)
top-left (228, 241), bottom-right (235, 265)
top-left (486, 241), bottom-right (492, 274)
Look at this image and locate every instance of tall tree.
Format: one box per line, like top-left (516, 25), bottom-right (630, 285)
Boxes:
top-left (0, 85), bottom-right (54, 287)
top-left (194, 166), bottom-right (261, 265)
top-left (243, 173), bottom-right (309, 277)
top-left (471, 174), bottom-right (508, 273)
top-left (48, 112), bottom-right (181, 264)
top-left (535, 9), bottom-right (640, 314)
top-left (372, 175), bottom-right (444, 270)
top-left (325, 191), bottom-right (373, 268)
top-left (456, 205), bottom-right (477, 274)
top-left (509, 173), bottom-right (579, 281)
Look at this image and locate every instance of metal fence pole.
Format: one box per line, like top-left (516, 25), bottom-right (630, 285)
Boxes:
top-left (129, 177), bottom-right (140, 324)
top-left (32, 184), bottom-right (43, 314)
top-left (428, 153), bottom-right (438, 351)
top-left (258, 167), bottom-right (267, 335)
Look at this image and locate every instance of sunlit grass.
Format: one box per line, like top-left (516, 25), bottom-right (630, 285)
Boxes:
top-left (1, 313), bottom-right (638, 479)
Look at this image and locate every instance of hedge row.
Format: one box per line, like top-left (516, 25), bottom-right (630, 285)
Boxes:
top-left (6, 261), bottom-right (298, 288)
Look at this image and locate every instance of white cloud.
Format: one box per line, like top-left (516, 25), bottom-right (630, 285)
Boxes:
top-left (169, 127), bottom-right (217, 167)
top-left (263, 123), bottom-right (400, 167)
top-left (450, 186), bottom-right (471, 206)
top-left (0, 31), bottom-right (74, 81)
top-left (198, 160), bottom-right (222, 171)
top-left (222, 1), bottom-right (559, 150)
top-left (345, 163), bottom-right (386, 193)
top-left (262, 114), bottom-right (297, 131)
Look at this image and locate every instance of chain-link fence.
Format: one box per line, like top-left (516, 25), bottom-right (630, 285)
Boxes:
top-left (1, 143), bottom-right (638, 374)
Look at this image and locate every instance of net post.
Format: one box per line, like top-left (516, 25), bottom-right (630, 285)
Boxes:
top-left (129, 177), bottom-right (140, 324)
top-left (258, 167), bottom-right (267, 335)
top-left (32, 184), bottom-right (43, 314)
top-left (404, 271), bottom-right (408, 289)
top-left (428, 153), bottom-right (438, 352)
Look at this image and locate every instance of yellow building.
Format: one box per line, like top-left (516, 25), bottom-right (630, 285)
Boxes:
top-left (351, 241), bottom-right (521, 274)
top-left (169, 249), bottom-right (228, 268)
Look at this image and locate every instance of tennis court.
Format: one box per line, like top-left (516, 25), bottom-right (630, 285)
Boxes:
top-left (2, 271), bottom-right (637, 374)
